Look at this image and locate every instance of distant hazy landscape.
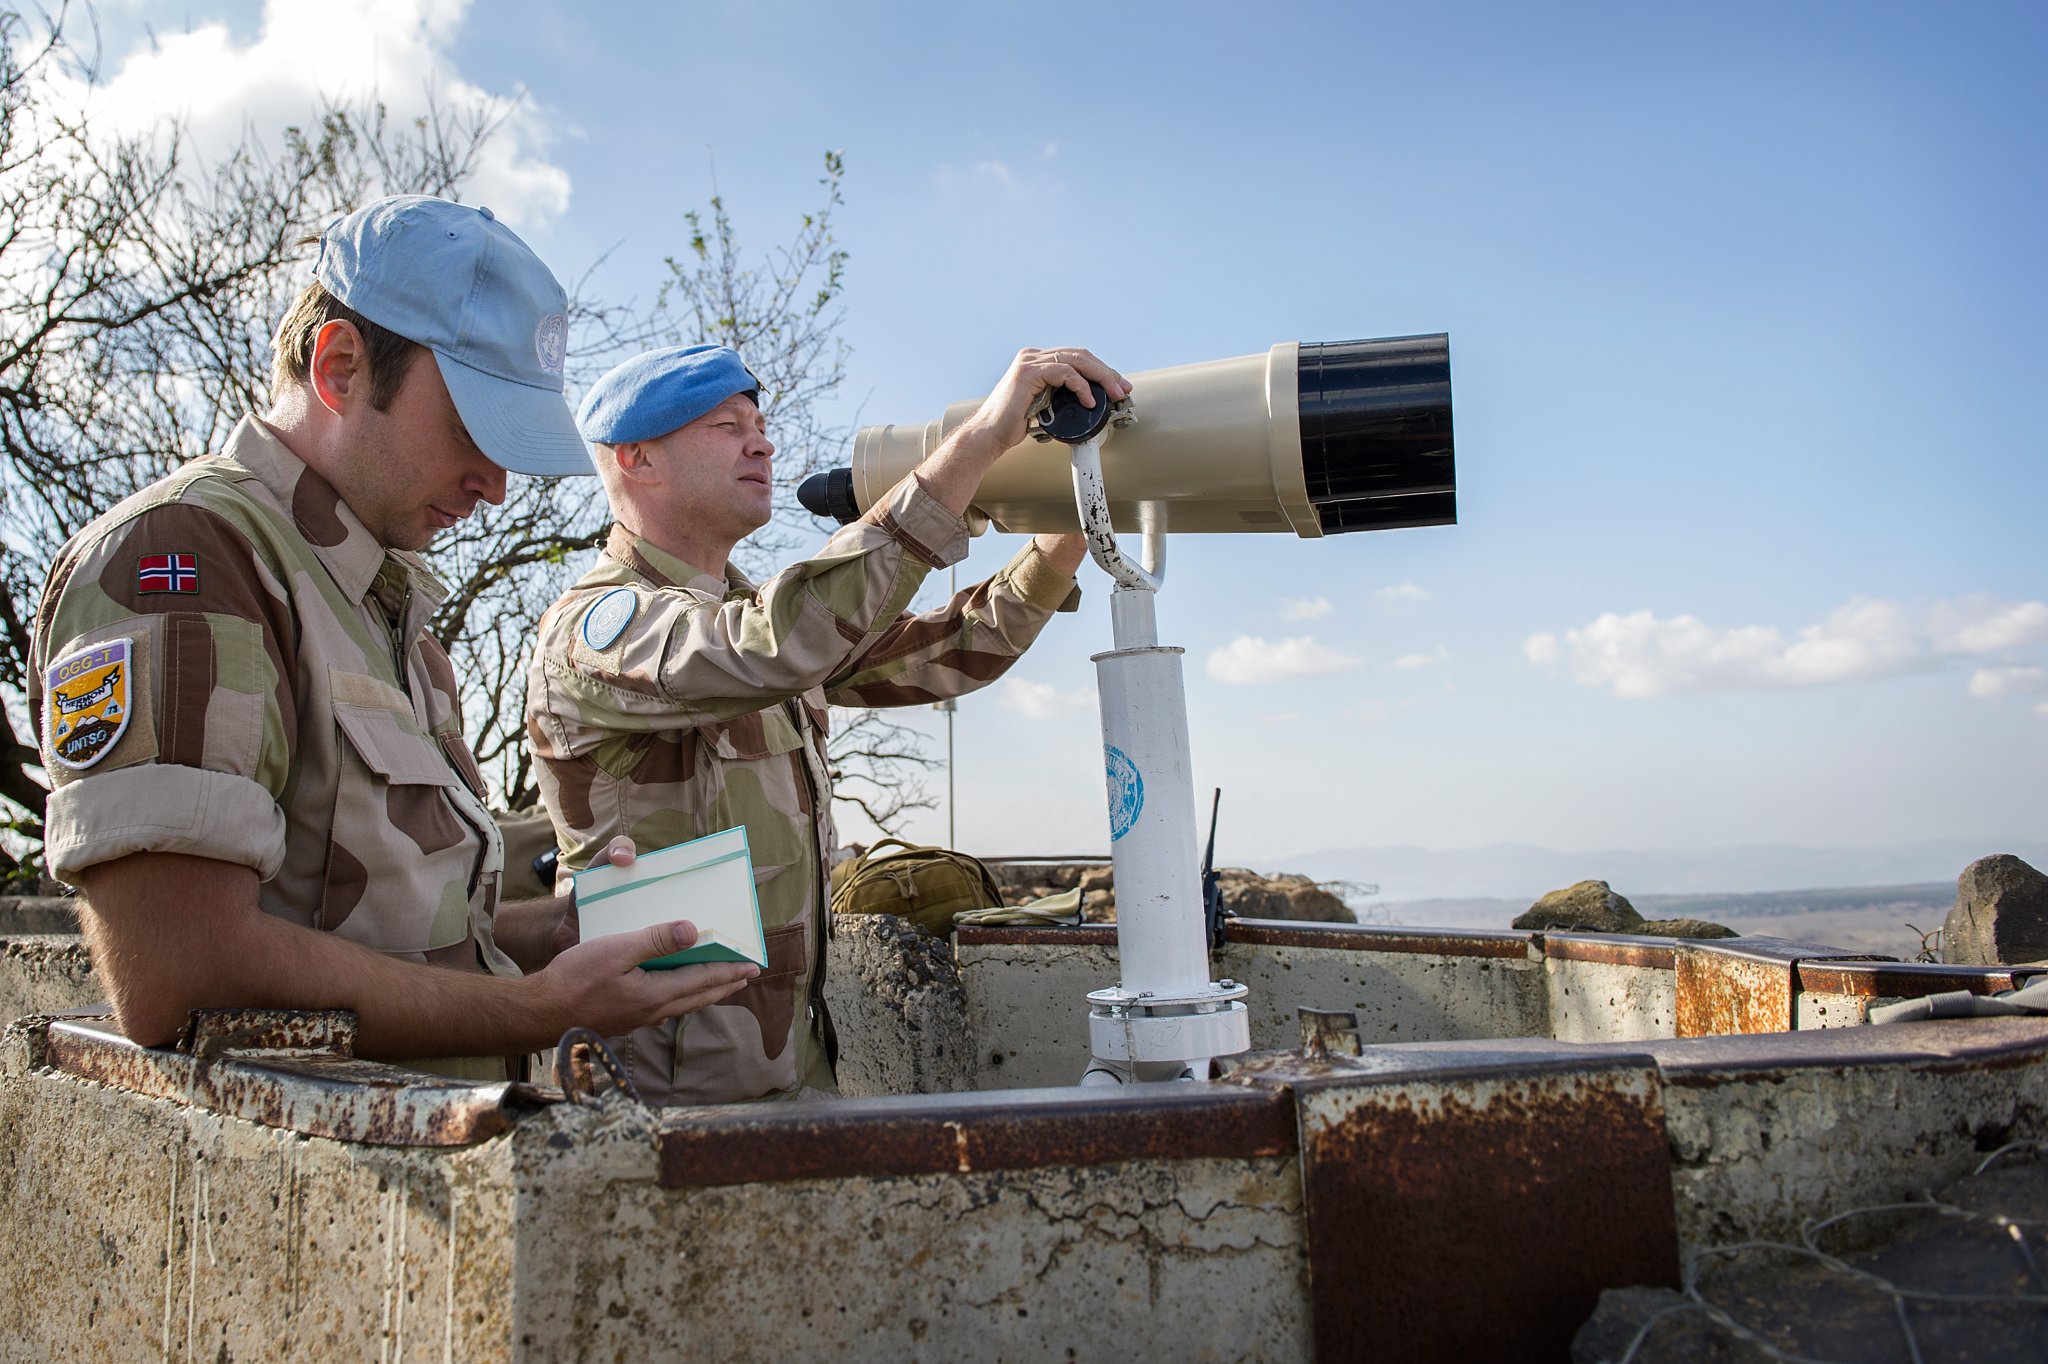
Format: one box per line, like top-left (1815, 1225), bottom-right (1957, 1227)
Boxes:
top-left (1278, 839), bottom-right (2048, 961)
top-left (1362, 885), bottom-right (1953, 959)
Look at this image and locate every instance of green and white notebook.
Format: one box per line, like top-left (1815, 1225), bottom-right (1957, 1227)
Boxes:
top-left (572, 825), bottom-right (767, 971)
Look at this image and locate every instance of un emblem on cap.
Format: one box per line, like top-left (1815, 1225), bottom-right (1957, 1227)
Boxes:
top-left (535, 313), bottom-right (568, 376)
top-left (581, 587), bottom-right (637, 651)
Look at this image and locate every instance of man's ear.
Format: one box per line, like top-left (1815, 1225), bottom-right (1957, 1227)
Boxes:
top-left (611, 441), bottom-right (657, 484)
top-left (307, 319), bottom-right (366, 417)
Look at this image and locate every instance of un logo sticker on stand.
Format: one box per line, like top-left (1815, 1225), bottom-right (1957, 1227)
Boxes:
top-left (1104, 744), bottom-right (1145, 842)
top-left (46, 638), bottom-right (133, 770)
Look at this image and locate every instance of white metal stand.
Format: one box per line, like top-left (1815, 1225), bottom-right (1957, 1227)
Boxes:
top-left (1069, 432), bottom-right (1251, 1084)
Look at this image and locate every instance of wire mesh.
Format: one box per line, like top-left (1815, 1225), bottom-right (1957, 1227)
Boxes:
top-left (1604, 1140), bottom-right (2048, 1364)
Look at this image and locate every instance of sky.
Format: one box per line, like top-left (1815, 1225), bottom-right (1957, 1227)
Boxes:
top-left (72, 1), bottom-right (2048, 883)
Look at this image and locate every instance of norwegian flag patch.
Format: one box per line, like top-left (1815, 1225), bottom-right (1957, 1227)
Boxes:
top-left (137, 553), bottom-right (198, 594)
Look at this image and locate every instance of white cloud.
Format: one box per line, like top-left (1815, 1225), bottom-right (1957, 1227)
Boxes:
top-left (1206, 635), bottom-right (1361, 685)
top-left (1972, 666), bottom-right (2048, 699)
top-left (1280, 596), bottom-right (1333, 622)
top-left (1376, 582), bottom-right (1431, 603)
top-left (1930, 598), bottom-right (2048, 653)
top-left (1526, 595), bottom-right (2048, 700)
top-left (994, 678), bottom-right (1094, 720)
top-left (50, 0), bottom-right (570, 229)
top-left (1391, 647), bottom-right (1449, 671)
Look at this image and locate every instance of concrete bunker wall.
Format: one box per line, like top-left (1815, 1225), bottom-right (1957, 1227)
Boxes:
top-left (7, 1011), bottom-right (2048, 1362)
top-left (946, 920), bottom-right (2046, 1092)
top-left (9, 907), bottom-right (2048, 1359)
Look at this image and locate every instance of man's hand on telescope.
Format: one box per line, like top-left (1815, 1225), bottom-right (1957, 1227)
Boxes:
top-left (969, 347), bottom-right (1128, 450)
top-left (909, 347), bottom-right (1128, 521)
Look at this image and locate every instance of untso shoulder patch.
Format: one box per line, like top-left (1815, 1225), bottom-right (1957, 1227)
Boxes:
top-left (581, 588), bottom-right (638, 651)
top-left (46, 638), bottom-right (134, 769)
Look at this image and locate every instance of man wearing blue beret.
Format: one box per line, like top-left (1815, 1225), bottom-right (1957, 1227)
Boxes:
top-left (525, 344), bottom-right (1126, 1103)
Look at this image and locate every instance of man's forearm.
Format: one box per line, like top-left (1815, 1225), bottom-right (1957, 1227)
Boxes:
top-left (890, 421), bottom-right (1008, 521)
top-left (80, 853), bottom-right (557, 1054)
top-left (493, 894), bottom-right (572, 974)
top-left (1031, 532), bottom-right (1087, 576)
top-left (77, 851), bottom-right (753, 1060)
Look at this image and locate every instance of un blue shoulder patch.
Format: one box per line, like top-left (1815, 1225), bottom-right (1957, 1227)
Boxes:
top-left (581, 588), bottom-right (638, 651)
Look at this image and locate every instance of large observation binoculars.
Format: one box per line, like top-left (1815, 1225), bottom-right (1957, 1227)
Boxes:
top-left (800, 334), bottom-right (1454, 537)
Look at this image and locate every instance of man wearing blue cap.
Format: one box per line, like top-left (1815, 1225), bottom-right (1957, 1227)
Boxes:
top-left (526, 343), bottom-right (1127, 1104)
top-left (30, 196), bottom-right (759, 1077)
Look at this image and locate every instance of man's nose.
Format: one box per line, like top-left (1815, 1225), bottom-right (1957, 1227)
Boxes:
top-left (750, 430), bottom-right (775, 459)
top-left (467, 458), bottom-right (508, 506)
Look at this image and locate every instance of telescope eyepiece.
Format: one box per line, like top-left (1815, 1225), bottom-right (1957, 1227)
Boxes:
top-left (798, 467), bottom-right (860, 525)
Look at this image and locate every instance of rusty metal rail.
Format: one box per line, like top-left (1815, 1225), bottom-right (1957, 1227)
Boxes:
top-left (23, 1008), bottom-right (557, 1147)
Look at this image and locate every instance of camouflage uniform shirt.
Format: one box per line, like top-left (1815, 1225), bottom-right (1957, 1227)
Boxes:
top-left (525, 474), bottom-right (1077, 1105)
top-left (31, 416), bottom-right (514, 1076)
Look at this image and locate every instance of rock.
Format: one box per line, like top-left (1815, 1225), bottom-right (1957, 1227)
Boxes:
top-left (1942, 854), bottom-right (2048, 966)
top-left (1513, 880), bottom-right (1644, 934)
top-left (1215, 869), bottom-right (1356, 924)
top-left (990, 860), bottom-right (1357, 925)
top-left (1638, 917), bottom-right (1738, 939)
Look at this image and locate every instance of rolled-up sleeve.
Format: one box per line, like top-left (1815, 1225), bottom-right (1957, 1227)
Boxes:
top-left (31, 502), bottom-right (296, 882)
top-left (45, 764), bottom-right (288, 881)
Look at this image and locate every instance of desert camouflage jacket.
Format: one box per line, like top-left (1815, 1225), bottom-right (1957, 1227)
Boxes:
top-left (525, 474), bottom-right (1078, 1105)
top-left (30, 416), bottom-right (515, 1079)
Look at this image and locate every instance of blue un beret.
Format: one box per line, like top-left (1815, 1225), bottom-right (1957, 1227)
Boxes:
top-left (575, 344), bottom-right (761, 445)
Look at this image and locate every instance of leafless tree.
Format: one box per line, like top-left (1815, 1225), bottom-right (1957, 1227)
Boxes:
top-left (0, 4), bottom-right (529, 881)
top-left (827, 707), bottom-right (938, 832)
top-left (0, 10), bottom-right (932, 878)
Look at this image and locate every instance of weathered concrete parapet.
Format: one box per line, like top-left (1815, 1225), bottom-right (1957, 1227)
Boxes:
top-left (1795, 959), bottom-right (2047, 1029)
top-left (11, 918), bottom-right (2048, 1359)
top-left (7, 1002), bottom-right (2048, 1360)
top-left (1672, 936), bottom-right (1876, 1036)
top-left (1633, 1017), bottom-right (2048, 1248)
top-left (533, 1085), bottom-right (1310, 1362)
top-left (1, 1012), bottom-right (1312, 1363)
top-left (1540, 935), bottom-right (1678, 1042)
top-left (0, 1014), bottom-right (521, 1362)
top-left (1221, 1040), bottom-right (1679, 1363)
top-left (823, 911), bottom-right (978, 1096)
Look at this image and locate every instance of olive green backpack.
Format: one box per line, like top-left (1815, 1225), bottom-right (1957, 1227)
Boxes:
top-left (829, 838), bottom-right (1005, 937)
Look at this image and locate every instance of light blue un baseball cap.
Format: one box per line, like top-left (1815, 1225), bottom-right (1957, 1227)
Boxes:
top-left (313, 195), bottom-right (591, 477)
